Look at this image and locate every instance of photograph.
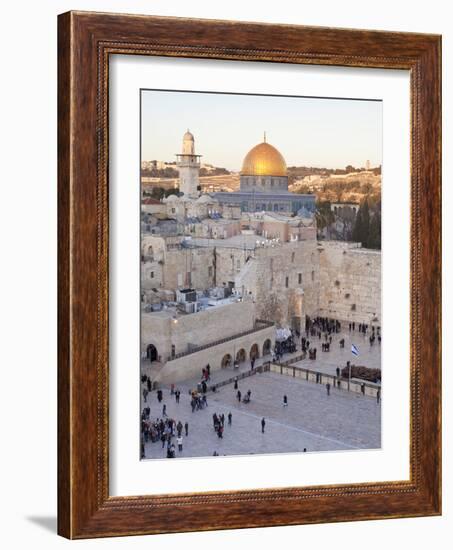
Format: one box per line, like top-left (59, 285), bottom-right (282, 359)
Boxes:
top-left (139, 89), bottom-right (382, 460)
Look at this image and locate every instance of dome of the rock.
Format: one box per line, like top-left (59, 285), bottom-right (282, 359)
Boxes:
top-left (241, 140), bottom-right (287, 177)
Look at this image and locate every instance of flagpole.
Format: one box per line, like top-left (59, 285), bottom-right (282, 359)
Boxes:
top-left (348, 361), bottom-right (351, 392)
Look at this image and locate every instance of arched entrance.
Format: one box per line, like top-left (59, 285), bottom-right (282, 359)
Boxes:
top-left (146, 344), bottom-right (158, 362)
top-left (262, 339), bottom-right (272, 356)
top-left (236, 349), bottom-right (247, 363)
top-left (221, 353), bottom-right (232, 369)
top-left (250, 343), bottom-right (260, 360)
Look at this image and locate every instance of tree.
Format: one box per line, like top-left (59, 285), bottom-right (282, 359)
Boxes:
top-left (352, 198), bottom-right (381, 249)
top-left (315, 200), bottom-right (334, 231)
top-left (368, 209), bottom-right (381, 249)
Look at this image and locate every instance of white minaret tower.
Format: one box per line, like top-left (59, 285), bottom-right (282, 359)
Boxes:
top-left (176, 130), bottom-right (201, 197)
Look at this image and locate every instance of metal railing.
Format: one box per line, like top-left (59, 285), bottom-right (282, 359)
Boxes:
top-left (274, 352), bottom-right (307, 365)
top-left (166, 320), bottom-right (274, 361)
top-left (209, 362), bottom-right (271, 392)
top-left (269, 363), bottom-right (381, 399)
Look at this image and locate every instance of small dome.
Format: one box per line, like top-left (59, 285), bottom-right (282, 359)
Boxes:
top-left (241, 140), bottom-right (287, 177)
top-left (183, 129), bottom-right (194, 141)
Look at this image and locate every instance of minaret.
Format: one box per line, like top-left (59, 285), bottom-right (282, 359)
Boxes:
top-left (176, 130), bottom-right (202, 197)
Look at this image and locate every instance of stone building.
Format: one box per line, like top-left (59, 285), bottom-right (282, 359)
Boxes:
top-left (141, 298), bottom-right (275, 384)
top-left (213, 134), bottom-right (316, 215)
top-left (142, 230), bottom-right (381, 338)
top-left (141, 235), bottom-right (215, 294)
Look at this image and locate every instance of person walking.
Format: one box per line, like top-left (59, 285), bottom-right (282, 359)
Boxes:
top-left (261, 417), bottom-right (266, 433)
top-left (176, 420), bottom-right (183, 437)
top-left (326, 382), bottom-right (331, 396)
top-left (162, 404), bottom-right (167, 417)
top-left (147, 377), bottom-right (151, 392)
top-left (234, 377), bottom-right (238, 390)
top-left (184, 421), bottom-right (189, 436)
top-left (228, 412), bottom-right (232, 425)
top-left (142, 388), bottom-right (148, 403)
top-left (283, 394), bottom-right (288, 406)
top-left (237, 390), bottom-right (242, 402)
top-left (177, 435), bottom-right (183, 452)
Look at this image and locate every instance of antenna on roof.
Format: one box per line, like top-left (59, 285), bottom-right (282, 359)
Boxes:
top-left (263, 131), bottom-right (266, 143)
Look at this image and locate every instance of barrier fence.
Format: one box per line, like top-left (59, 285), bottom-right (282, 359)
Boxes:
top-left (269, 362), bottom-right (381, 399)
top-left (208, 362), bottom-right (271, 392)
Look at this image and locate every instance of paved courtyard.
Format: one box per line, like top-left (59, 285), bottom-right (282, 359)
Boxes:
top-left (294, 327), bottom-right (381, 376)
top-left (142, 366), bottom-right (380, 461)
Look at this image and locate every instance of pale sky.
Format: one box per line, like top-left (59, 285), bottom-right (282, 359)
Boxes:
top-left (141, 89), bottom-right (382, 171)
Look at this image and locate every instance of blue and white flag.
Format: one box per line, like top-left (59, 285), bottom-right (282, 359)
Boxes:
top-left (351, 344), bottom-right (360, 357)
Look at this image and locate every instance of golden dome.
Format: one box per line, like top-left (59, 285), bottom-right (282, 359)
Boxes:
top-left (241, 139), bottom-right (287, 177)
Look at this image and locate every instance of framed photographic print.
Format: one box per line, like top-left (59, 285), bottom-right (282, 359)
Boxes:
top-left (58, 11), bottom-right (441, 538)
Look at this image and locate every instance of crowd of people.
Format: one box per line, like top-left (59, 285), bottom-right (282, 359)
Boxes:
top-left (140, 375), bottom-right (190, 459)
top-left (140, 316), bottom-right (381, 459)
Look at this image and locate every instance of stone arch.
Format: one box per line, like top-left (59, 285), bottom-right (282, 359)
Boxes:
top-left (221, 353), bottom-right (232, 368)
top-left (250, 343), bottom-right (260, 360)
top-left (236, 348), bottom-right (247, 363)
top-left (146, 344), bottom-right (158, 362)
top-left (262, 339), bottom-right (272, 356)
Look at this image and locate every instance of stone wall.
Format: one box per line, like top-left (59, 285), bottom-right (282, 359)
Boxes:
top-left (153, 324), bottom-right (275, 384)
top-left (163, 246), bottom-right (215, 290)
top-left (318, 242), bottom-right (381, 324)
top-left (141, 235), bottom-right (215, 291)
top-left (213, 240), bottom-right (321, 330)
top-left (141, 300), bottom-right (257, 361)
top-left (214, 239), bottom-right (380, 328)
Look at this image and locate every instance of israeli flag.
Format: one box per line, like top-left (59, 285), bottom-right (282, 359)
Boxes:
top-left (351, 344), bottom-right (359, 357)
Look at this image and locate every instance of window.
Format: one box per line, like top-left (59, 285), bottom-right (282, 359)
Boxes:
top-left (291, 252), bottom-right (295, 263)
top-left (237, 259), bottom-right (240, 268)
top-left (208, 266), bottom-right (213, 277)
top-left (311, 270), bottom-right (315, 282)
top-left (298, 273), bottom-right (302, 284)
top-left (285, 276), bottom-right (289, 288)
top-left (150, 271), bottom-right (154, 279)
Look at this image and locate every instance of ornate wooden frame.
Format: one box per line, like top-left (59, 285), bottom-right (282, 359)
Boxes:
top-left (58, 11), bottom-right (441, 539)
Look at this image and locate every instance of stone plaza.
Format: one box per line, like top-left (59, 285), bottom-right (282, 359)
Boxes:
top-left (141, 328), bottom-right (381, 460)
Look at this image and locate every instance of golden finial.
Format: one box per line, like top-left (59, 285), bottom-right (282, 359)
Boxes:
top-left (263, 131), bottom-right (266, 143)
